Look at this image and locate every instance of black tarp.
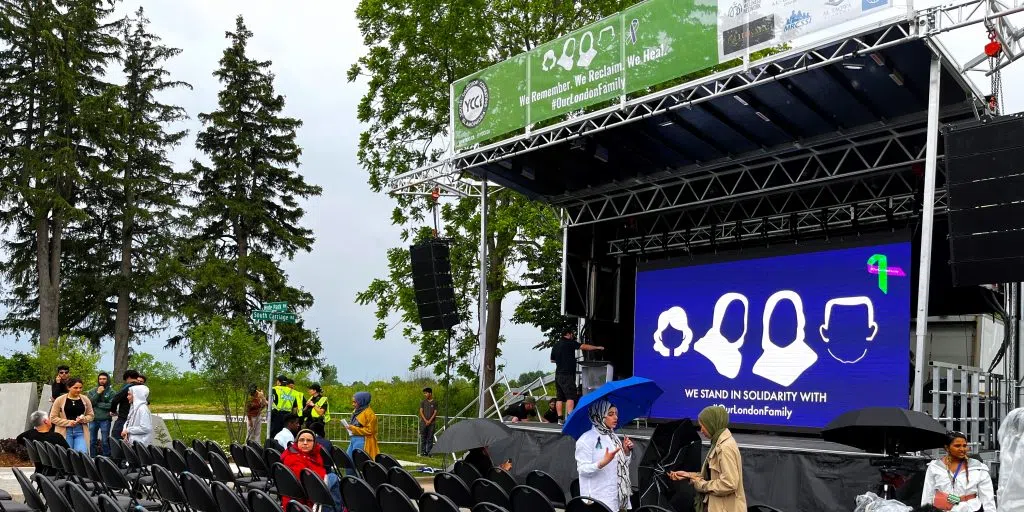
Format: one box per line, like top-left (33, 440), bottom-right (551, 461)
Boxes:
top-left (488, 425), bottom-right (927, 512)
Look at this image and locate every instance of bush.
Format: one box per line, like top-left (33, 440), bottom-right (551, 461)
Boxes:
top-left (32, 336), bottom-right (101, 386)
top-left (0, 438), bottom-right (28, 462)
top-left (0, 352), bottom-right (36, 383)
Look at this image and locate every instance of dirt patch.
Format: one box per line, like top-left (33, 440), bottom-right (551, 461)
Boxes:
top-left (0, 453), bottom-right (31, 467)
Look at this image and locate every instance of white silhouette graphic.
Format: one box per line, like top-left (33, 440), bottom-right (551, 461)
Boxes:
top-left (653, 307), bottom-right (695, 357)
top-left (557, 38), bottom-right (577, 71)
top-left (692, 293), bottom-right (749, 379)
top-left (752, 290), bottom-right (818, 387)
top-left (599, 26), bottom-right (617, 46)
top-left (577, 31), bottom-right (597, 67)
top-left (819, 297), bottom-right (878, 364)
top-left (542, 49), bottom-right (557, 71)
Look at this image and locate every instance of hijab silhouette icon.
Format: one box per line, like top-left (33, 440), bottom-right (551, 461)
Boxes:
top-left (692, 293), bottom-right (749, 379)
top-left (752, 290), bottom-right (818, 387)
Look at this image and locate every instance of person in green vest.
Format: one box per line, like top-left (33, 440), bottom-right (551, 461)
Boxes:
top-left (288, 380), bottom-right (305, 423)
top-left (303, 383), bottom-right (330, 438)
top-left (270, 375), bottom-right (298, 439)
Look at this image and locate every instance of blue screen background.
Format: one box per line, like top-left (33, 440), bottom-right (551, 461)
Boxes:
top-left (632, 241), bottom-right (912, 429)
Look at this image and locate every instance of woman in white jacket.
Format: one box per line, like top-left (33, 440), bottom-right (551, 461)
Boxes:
top-left (921, 431), bottom-right (995, 511)
top-left (575, 399), bottom-right (635, 511)
top-left (121, 385), bottom-right (154, 446)
top-left (998, 408), bottom-right (1024, 512)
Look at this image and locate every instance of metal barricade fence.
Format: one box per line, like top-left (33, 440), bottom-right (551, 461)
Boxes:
top-left (928, 361), bottom-right (1012, 451)
top-left (326, 413), bottom-right (472, 445)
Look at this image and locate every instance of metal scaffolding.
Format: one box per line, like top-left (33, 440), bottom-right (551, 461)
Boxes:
top-left (386, 0), bottom-right (1024, 417)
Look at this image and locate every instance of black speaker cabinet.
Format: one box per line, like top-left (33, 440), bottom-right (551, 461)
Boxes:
top-left (943, 113), bottom-right (1024, 286)
top-left (409, 239), bottom-right (461, 331)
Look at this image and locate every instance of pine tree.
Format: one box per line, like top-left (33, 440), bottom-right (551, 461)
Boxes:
top-left (175, 15), bottom-right (323, 366)
top-left (96, 7), bottom-right (191, 377)
top-left (0, 0), bottom-right (123, 346)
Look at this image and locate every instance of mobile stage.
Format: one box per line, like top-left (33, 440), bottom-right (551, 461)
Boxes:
top-left (390, 0), bottom-right (1024, 510)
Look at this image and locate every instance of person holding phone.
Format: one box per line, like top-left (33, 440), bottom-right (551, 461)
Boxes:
top-left (668, 406), bottom-right (746, 512)
top-left (575, 398), bottom-right (634, 511)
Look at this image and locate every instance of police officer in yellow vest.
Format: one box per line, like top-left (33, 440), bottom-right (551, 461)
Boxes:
top-left (303, 383), bottom-right (330, 437)
top-left (270, 375), bottom-right (298, 439)
top-left (289, 380), bottom-right (305, 423)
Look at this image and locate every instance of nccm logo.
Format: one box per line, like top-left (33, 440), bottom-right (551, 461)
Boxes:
top-left (459, 79), bottom-right (489, 128)
top-left (862, 0), bottom-right (889, 11)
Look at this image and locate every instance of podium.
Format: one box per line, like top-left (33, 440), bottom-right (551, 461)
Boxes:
top-left (580, 361), bottom-right (614, 396)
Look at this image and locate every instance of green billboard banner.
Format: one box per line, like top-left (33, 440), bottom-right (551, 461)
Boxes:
top-left (453, 0), bottom-right (719, 150)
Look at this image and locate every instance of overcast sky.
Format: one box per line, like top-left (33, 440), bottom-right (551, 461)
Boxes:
top-left (1, 0), bottom-right (1021, 385)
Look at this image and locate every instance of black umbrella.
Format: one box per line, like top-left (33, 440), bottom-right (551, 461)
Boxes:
top-left (637, 419), bottom-right (702, 512)
top-left (822, 407), bottom-right (948, 454)
top-left (431, 419), bottom-right (513, 455)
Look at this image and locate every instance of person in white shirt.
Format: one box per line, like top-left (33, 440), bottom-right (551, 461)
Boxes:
top-left (274, 413), bottom-right (301, 449)
top-left (121, 385), bottom-right (153, 446)
top-left (575, 398), bottom-right (634, 511)
top-left (998, 408), bottom-right (1024, 512)
top-left (921, 431), bottom-right (995, 511)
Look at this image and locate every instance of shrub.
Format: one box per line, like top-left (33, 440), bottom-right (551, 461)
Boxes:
top-left (0, 438), bottom-right (28, 462)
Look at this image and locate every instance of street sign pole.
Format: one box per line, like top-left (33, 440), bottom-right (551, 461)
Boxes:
top-left (265, 320), bottom-right (277, 444)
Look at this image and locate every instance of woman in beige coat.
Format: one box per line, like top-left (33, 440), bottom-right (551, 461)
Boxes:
top-left (49, 377), bottom-right (95, 454)
top-left (669, 405), bottom-right (747, 512)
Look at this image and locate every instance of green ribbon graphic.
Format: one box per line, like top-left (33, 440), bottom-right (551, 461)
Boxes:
top-left (868, 254), bottom-right (888, 294)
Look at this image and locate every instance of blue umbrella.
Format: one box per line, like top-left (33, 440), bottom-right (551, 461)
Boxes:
top-left (562, 376), bottom-right (664, 439)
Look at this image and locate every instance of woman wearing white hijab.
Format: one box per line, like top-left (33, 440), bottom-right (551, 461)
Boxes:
top-left (121, 384), bottom-right (154, 446)
top-left (575, 398), bottom-right (635, 511)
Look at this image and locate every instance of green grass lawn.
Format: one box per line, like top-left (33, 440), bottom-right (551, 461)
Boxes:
top-left (163, 419), bottom-right (447, 467)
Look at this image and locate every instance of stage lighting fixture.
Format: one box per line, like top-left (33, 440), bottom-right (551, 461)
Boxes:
top-left (843, 62), bottom-right (865, 70)
top-left (888, 71), bottom-right (904, 86)
top-left (733, 95), bottom-right (749, 106)
top-left (658, 119), bottom-right (674, 127)
top-left (594, 145), bottom-right (609, 163)
top-left (870, 53), bottom-right (885, 66)
top-left (755, 111), bottom-right (771, 122)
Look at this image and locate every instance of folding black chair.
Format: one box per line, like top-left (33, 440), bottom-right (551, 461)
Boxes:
top-left (565, 496), bottom-right (614, 512)
top-left (11, 468), bottom-right (45, 512)
top-left (272, 462), bottom-right (307, 505)
top-left (419, 492), bottom-right (461, 512)
top-left (186, 448), bottom-right (214, 480)
top-left (192, 438), bottom-right (211, 462)
top-left (299, 468), bottom-right (338, 511)
top-left (340, 475), bottom-right (380, 512)
top-left (248, 489), bottom-right (285, 512)
top-left (510, 485), bottom-right (555, 512)
top-left (388, 466), bottom-right (424, 500)
top-left (374, 453), bottom-right (401, 470)
top-left (472, 478), bottom-right (511, 510)
top-left (180, 471), bottom-right (218, 512)
top-left (351, 448), bottom-right (371, 470)
top-left (526, 471), bottom-right (566, 508)
top-left (434, 472), bottom-right (473, 508)
top-left (361, 460), bottom-right (388, 489)
top-left (150, 465), bottom-right (190, 512)
top-left (33, 473), bottom-right (73, 512)
top-left (453, 460), bottom-right (483, 486)
top-left (213, 480), bottom-right (251, 512)
top-left (487, 466), bottom-right (518, 495)
top-left (376, 483), bottom-right (416, 512)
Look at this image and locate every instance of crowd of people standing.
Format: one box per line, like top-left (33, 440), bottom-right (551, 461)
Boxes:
top-left (17, 365), bottom-right (154, 457)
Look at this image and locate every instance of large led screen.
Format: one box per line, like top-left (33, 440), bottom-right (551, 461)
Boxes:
top-left (633, 241), bottom-right (912, 429)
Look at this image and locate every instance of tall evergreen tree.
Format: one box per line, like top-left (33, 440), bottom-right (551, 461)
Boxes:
top-left (0, 0), bottom-right (123, 346)
top-left (98, 7), bottom-right (191, 377)
top-left (173, 15), bottom-right (323, 366)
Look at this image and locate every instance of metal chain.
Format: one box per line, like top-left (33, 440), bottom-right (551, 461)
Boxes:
top-left (991, 59), bottom-right (1003, 115)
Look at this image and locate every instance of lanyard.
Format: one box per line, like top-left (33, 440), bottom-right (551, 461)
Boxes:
top-left (948, 460), bottom-right (964, 487)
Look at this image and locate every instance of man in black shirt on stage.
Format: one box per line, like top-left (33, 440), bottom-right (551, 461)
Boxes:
top-left (550, 329), bottom-right (604, 423)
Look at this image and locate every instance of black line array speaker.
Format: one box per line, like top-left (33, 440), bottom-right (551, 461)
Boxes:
top-left (944, 113), bottom-right (1024, 286)
top-left (409, 239), bottom-right (460, 332)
